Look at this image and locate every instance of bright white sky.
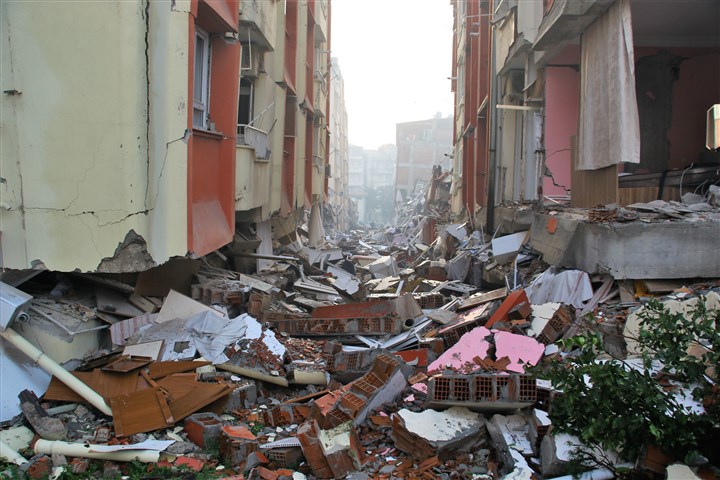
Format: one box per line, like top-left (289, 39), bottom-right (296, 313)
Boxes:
top-left (331, 0), bottom-right (455, 149)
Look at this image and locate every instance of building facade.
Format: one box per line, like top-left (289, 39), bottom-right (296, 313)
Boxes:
top-left (328, 57), bottom-right (350, 232)
top-left (395, 115), bottom-right (453, 203)
top-left (1, 0), bottom-right (332, 272)
top-left (450, 0), bottom-right (720, 227)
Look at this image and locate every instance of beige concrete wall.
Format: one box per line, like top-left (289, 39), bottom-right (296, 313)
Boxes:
top-left (269, 2), bottom-right (286, 216)
top-left (0, 1), bottom-right (191, 271)
top-left (147, 0), bottom-right (191, 266)
top-left (240, 0), bottom-right (278, 50)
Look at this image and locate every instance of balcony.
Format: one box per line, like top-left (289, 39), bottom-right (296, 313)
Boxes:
top-left (238, 0), bottom-right (277, 51)
top-left (533, 0), bottom-right (614, 52)
top-left (237, 125), bottom-right (270, 162)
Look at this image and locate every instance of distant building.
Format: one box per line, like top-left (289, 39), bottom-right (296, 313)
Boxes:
top-left (348, 144), bottom-right (397, 224)
top-left (395, 115), bottom-right (453, 202)
top-left (328, 58), bottom-right (350, 232)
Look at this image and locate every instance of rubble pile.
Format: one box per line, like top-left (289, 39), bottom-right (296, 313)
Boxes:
top-left (1, 215), bottom-right (719, 480)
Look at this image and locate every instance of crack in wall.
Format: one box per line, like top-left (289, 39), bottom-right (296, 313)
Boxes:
top-left (143, 0), bottom-right (152, 211)
top-left (24, 207), bottom-right (152, 228)
top-left (76, 214), bottom-right (103, 259)
top-left (3, 6), bottom-right (30, 263)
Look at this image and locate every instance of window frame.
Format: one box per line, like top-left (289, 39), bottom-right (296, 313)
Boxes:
top-left (193, 27), bottom-right (211, 129)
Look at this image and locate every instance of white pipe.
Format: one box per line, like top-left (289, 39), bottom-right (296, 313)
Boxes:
top-left (0, 328), bottom-right (112, 416)
top-left (45, 403), bottom-right (79, 416)
top-left (34, 440), bottom-right (160, 463)
top-left (547, 463), bottom-right (634, 480)
top-left (0, 439), bottom-right (27, 465)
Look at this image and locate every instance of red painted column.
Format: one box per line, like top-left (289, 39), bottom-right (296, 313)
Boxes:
top-left (187, 0), bottom-right (240, 256)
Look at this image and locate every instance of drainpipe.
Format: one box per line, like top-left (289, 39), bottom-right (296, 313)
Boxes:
top-left (0, 440), bottom-right (27, 465)
top-left (486, 15), bottom-right (499, 233)
top-left (34, 440), bottom-right (162, 463)
top-left (0, 328), bottom-right (112, 416)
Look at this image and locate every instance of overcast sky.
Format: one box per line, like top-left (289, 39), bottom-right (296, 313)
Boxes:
top-left (331, 0), bottom-right (455, 150)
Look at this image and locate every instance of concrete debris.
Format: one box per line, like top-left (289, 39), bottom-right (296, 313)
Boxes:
top-left (666, 463), bottom-right (701, 480)
top-left (0, 215), bottom-right (718, 479)
top-left (391, 406), bottom-right (486, 460)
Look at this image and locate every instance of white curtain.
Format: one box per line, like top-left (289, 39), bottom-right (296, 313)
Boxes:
top-left (578, 0), bottom-right (640, 170)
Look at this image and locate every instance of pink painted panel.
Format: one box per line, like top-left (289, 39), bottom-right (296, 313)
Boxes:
top-left (427, 327), bottom-right (492, 375)
top-left (544, 64), bottom-right (580, 196)
top-left (493, 331), bottom-right (545, 373)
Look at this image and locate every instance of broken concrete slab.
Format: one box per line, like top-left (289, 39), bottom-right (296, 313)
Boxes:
top-left (666, 463), bottom-right (701, 480)
top-left (366, 256), bottom-right (399, 279)
top-left (20, 390), bottom-right (67, 441)
top-left (391, 407), bottom-right (486, 460)
top-left (491, 231), bottom-right (529, 265)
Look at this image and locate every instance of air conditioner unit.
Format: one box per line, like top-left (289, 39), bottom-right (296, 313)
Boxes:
top-left (707, 104), bottom-right (720, 151)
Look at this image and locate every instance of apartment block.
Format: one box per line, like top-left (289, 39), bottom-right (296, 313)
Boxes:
top-left (0, 0), bottom-right (335, 273)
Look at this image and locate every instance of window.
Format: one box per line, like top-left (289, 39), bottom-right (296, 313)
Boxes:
top-left (193, 28), bottom-right (211, 128)
top-left (237, 78), bottom-right (254, 135)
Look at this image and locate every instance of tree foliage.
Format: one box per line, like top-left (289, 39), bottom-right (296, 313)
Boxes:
top-left (531, 295), bottom-right (719, 471)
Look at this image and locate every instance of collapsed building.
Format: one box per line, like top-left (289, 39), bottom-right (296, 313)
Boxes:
top-left (1, 213), bottom-right (718, 478)
top-left (1, 0), bottom-right (719, 479)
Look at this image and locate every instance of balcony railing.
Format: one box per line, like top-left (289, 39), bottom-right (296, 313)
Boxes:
top-left (237, 124), bottom-right (270, 161)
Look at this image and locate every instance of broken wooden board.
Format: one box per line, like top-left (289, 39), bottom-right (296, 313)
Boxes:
top-left (43, 369), bottom-right (142, 402)
top-left (148, 361), bottom-right (211, 380)
top-left (457, 288), bottom-right (507, 312)
top-left (155, 374), bottom-right (199, 401)
top-left (167, 382), bottom-right (233, 421)
top-left (111, 388), bottom-right (174, 437)
top-left (101, 355), bottom-right (154, 373)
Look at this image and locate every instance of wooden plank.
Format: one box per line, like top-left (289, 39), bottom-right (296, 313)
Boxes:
top-left (168, 383), bottom-right (232, 422)
top-left (570, 136), bottom-right (619, 208)
top-left (43, 372), bottom-right (93, 403)
top-left (148, 360), bottom-right (210, 380)
top-left (457, 287), bottom-right (507, 311)
top-left (110, 388), bottom-right (174, 437)
top-left (101, 355), bottom-right (153, 373)
top-left (89, 370), bottom-right (141, 399)
top-left (155, 374), bottom-right (200, 401)
top-left (44, 370), bottom-right (140, 402)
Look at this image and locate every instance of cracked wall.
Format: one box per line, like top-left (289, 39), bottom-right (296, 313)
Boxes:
top-left (0, 1), bottom-right (191, 272)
